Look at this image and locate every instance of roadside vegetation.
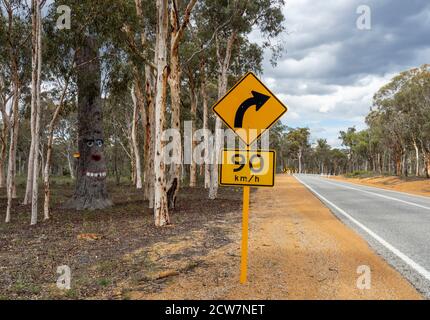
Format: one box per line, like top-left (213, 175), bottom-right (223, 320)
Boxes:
top-left (278, 65), bottom-right (430, 178)
top-left (0, 0), bottom-right (285, 226)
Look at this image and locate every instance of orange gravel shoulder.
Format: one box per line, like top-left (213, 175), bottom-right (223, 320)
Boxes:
top-left (330, 175), bottom-right (430, 197)
top-left (127, 175), bottom-right (422, 300)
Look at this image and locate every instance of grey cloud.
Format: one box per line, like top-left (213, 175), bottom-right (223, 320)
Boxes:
top-left (257, 0), bottom-right (430, 146)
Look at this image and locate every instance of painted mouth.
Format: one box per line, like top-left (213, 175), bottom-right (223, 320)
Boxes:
top-left (85, 171), bottom-right (107, 178)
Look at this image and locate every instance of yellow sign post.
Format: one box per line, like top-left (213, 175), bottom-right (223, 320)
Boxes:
top-left (213, 72), bottom-right (288, 284)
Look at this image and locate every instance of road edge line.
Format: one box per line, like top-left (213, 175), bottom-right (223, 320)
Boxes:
top-left (317, 176), bottom-right (430, 211)
top-left (324, 176), bottom-right (430, 200)
top-left (294, 174), bottom-right (430, 282)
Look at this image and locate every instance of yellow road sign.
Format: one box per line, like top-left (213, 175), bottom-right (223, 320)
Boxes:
top-left (213, 72), bottom-right (288, 146)
top-left (219, 149), bottom-right (276, 187)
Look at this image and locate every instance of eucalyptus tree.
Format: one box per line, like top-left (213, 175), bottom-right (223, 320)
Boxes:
top-left (198, 0), bottom-right (285, 199)
top-left (44, 0), bottom-right (133, 210)
top-left (372, 72), bottom-right (416, 176)
top-left (27, 0), bottom-right (45, 225)
top-left (314, 139), bottom-right (331, 174)
top-left (167, 0), bottom-right (198, 207)
top-left (285, 127), bottom-right (310, 174)
top-left (1, 0), bottom-right (32, 222)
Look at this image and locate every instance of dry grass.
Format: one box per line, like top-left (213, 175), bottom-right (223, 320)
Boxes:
top-left (0, 179), bottom-right (242, 300)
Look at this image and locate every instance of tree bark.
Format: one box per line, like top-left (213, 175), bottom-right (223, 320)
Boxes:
top-left (188, 73), bottom-right (198, 188)
top-left (131, 85), bottom-right (143, 189)
top-left (167, 28), bottom-right (182, 208)
top-left (63, 36), bottom-right (112, 210)
top-left (66, 151), bottom-right (75, 179)
top-left (298, 149), bottom-right (303, 174)
top-left (423, 151), bottom-right (430, 179)
top-left (0, 124), bottom-right (7, 188)
top-left (166, 0), bottom-right (197, 208)
top-left (43, 74), bottom-right (71, 220)
top-left (209, 31), bottom-right (236, 200)
top-left (413, 140), bottom-right (420, 177)
top-left (154, 0), bottom-right (170, 226)
top-left (144, 66), bottom-right (155, 207)
top-left (23, 0), bottom-right (40, 205)
top-left (200, 58), bottom-right (210, 189)
top-left (395, 152), bottom-right (402, 176)
top-left (5, 84), bottom-right (19, 223)
top-left (5, 2), bottom-right (21, 222)
top-left (0, 74), bottom-right (9, 189)
top-left (31, 0), bottom-right (43, 224)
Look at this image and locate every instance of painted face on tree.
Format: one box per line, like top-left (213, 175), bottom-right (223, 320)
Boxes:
top-left (83, 133), bottom-right (107, 180)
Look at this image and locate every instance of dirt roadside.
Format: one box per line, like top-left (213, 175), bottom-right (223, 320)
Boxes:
top-left (128, 175), bottom-right (422, 300)
top-left (329, 175), bottom-right (430, 197)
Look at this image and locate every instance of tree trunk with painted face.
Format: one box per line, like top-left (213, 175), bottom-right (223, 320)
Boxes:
top-left (63, 36), bottom-right (112, 210)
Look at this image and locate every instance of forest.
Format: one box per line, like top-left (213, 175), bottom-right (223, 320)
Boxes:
top-left (0, 0), bottom-right (285, 226)
top-left (2, 0), bottom-right (430, 303)
top-left (1, 0), bottom-right (429, 229)
top-left (279, 65), bottom-right (430, 178)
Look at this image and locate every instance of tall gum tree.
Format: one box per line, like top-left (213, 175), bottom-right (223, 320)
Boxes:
top-left (131, 84), bottom-right (143, 189)
top-left (154, 0), bottom-right (170, 226)
top-left (0, 73), bottom-right (12, 189)
top-left (167, 0), bottom-right (197, 208)
top-left (30, 0), bottom-right (44, 225)
top-left (63, 36), bottom-right (112, 210)
top-left (2, 0), bottom-right (31, 222)
top-left (201, 0), bottom-right (285, 199)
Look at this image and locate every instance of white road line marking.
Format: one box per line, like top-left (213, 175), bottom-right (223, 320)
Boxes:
top-left (295, 175), bottom-right (430, 282)
top-left (324, 177), bottom-right (430, 201)
top-left (312, 176), bottom-right (430, 211)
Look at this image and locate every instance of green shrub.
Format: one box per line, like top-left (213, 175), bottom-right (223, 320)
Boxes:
top-left (345, 170), bottom-right (372, 178)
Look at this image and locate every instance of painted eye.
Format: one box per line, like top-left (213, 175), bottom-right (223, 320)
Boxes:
top-left (96, 139), bottom-right (104, 147)
top-left (86, 141), bottom-right (94, 147)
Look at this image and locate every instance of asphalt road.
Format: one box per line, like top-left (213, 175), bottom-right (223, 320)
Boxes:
top-left (295, 174), bottom-right (430, 298)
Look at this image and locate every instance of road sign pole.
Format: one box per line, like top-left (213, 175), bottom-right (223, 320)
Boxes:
top-left (212, 71), bottom-right (287, 284)
top-left (240, 185), bottom-right (250, 284)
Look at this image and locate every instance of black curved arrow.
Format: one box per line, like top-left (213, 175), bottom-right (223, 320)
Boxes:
top-left (234, 91), bottom-right (270, 128)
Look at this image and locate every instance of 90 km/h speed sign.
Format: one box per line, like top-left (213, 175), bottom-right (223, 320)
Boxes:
top-left (219, 149), bottom-right (276, 187)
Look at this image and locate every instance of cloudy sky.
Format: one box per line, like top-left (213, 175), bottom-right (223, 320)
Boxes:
top-left (256, 0), bottom-right (430, 147)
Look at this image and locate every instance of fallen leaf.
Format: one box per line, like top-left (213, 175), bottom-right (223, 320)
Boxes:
top-left (156, 270), bottom-right (180, 280)
top-left (77, 233), bottom-right (103, 241)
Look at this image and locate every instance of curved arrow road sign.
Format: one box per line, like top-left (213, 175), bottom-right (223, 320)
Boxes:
top-left (213, 72), bottom-right (288, 146)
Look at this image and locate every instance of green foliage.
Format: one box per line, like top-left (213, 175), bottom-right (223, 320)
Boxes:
top-left (345, 170), bottom-right (373, 178)
top-left (285, 127), bottom-right (310, 155)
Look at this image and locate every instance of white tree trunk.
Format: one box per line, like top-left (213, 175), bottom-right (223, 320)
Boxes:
top-left (154, 0), bottom-right (170, 226)
top-left (5, 86), bottom-right (19, 223)
top-left (31, 0), bottom-right (42, 224)
top-left (167, 0), bottom-right (197, 206)
top-left (44, 75), bottom-right (70, 221)
top-left (200, 61), bottom-right (210, 189)
top-left (131, 84), bottom-right (143, 189)
top-left (167, 40), bottom-right (182, 206)
top-left (298, 149), bottom-right (303, 174)
top-left (209, 32), bottom-right (236, 200)
top-left (66, 151), bottom-right (75, 179)
top-left (0, 124), bottom-right (7, 188)
top-left (144, 66), bottom-right (155, 208)
top-left (189, 84), bottom-right (198, 187)
top-left (413, 140), bottom-right (420, 177)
